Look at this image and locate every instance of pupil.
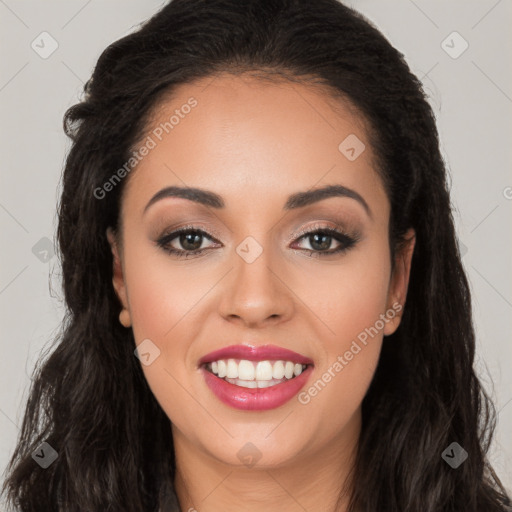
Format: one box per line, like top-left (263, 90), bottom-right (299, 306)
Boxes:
top-left (181, 232), bottom-right (202, 250)
top-left (310, 233), bottom-right (331, 251)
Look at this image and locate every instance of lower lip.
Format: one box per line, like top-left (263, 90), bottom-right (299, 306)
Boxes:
top-left (201, 366), bottom-right (314, 411)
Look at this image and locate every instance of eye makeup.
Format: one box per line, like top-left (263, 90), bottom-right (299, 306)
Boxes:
top-left (154, 220), bottom-right (361, 260)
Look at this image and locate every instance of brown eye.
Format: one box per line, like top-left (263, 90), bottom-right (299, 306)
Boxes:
top-left (307, 232), bottom-right (335, 251)
top-left (291, 227), bottom-right (360, 257)
top-left (178, 232), bottom-right (204, 251)
top-left (156, 227), bottom-right (219, 258)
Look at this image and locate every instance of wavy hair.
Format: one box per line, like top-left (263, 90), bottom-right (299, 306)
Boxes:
top-left (2, 0), bottom-right (510, 510)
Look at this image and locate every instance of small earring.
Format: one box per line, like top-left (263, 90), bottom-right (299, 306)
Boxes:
top-left (119, 309), bottom-right (131, 328)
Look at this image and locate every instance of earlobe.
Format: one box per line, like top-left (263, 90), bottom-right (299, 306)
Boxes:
top-left (383, 228), bottom-right (416, 337)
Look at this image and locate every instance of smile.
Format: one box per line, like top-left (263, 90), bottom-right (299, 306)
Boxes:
top-left (198, 344), bottom-right (314, 410)
top-left (205, 358), bottom-right (309, 387)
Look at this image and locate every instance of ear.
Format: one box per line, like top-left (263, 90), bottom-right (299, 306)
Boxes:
top-left (106, 227), bottom-right (129, 310)
top-left (383, 228), bottom-right (416, 336)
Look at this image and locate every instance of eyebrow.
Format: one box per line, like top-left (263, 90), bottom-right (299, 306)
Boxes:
top-left (143, 184), bottom-right (371, 218)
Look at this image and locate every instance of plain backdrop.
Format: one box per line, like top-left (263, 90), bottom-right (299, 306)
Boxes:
top-left (1, 0), bottom-right (511, 502)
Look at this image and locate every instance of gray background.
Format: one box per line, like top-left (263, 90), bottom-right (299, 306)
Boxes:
top-left (1, 0), bottom-right (511, 501)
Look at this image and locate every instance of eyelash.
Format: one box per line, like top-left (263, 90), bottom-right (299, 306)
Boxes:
top-left (156, 223), bottom-right (360, 259)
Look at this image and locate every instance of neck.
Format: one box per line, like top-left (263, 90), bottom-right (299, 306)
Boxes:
top-left (172, 409), bottom-right (361, 512)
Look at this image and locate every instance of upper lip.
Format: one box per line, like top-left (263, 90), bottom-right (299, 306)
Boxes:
top-left (198, 344), bottom-right (314, 366)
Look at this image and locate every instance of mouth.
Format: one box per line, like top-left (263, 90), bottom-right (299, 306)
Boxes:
top-left (202, 359), bottom-right (312, 388)
top-left (198, 344), bottom-right (314, 410)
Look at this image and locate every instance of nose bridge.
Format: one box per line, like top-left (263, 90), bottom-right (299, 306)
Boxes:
top-left (218, 233), bottom-right (293, 324)
top-left (235, 234), bottom-right (274, 287)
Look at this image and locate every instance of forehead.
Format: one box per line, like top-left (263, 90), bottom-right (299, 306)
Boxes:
top-left (122, 73), bottom-right (387, 219)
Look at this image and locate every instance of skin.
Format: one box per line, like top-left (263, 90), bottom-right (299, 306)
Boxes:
top-left (107, 73), bottom-right (415, 512)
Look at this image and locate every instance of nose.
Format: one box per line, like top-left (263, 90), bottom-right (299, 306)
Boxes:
top-left (217, 242), bottom-right (295, 328)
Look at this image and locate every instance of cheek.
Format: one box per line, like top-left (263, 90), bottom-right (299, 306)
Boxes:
top-left (121, 241), bottom-right (220, 422)
top-left (297, 229), bottom-right (391, 347)
top-left (125, 245), bottom-right (208, 342)
top-left (294, 235), bottom-right (390, 429)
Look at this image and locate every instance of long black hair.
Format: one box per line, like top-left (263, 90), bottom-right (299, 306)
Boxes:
top-left (2, 0), bottom-right (510, 510)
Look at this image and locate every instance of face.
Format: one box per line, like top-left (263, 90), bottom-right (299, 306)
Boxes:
top-left (107, 73), bottom-right (415, 470)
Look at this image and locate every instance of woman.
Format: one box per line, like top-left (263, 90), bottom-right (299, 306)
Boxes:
top-left (2, 0), bottom-right (510, 510)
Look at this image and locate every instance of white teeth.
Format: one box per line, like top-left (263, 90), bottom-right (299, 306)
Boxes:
top-left (284, 361), bottom-right (294, 379)
top-left (255, 361), bottom-right (273, 381)
top-left (207, 358), bottom-right (309, 383)
top-left (217, 360), bottom-right (227, 378)
top-left (224, 377), bottom-right (258, 388)
top-left (272, 360), bottom-right (285, 379)
top-left (226, 359), bottom-right (238, 379)
top-left (238, 360), bottom-right (255, 380)
top-left (224, 377), bottom-right (292, 389)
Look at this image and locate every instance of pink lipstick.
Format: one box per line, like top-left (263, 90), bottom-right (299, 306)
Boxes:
top-left (199, 344), bottom-right (314, 411)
